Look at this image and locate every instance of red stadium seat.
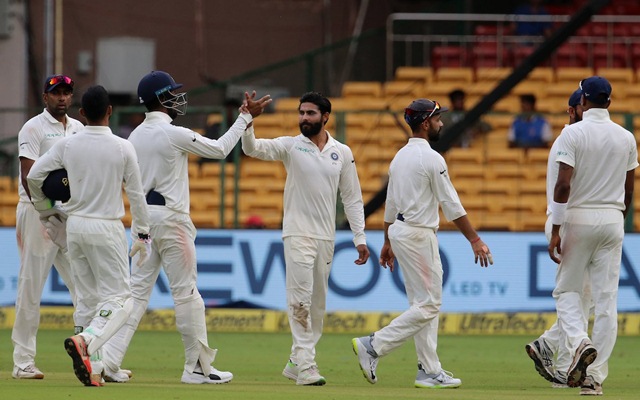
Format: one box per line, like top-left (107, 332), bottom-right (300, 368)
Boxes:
top-left (553, 42), bottom-right (588, 68)
top-left (593, 43), bottom-right (628, 69)
top-left (431, 45), bottom-right (468, 69)
top-left (472, 42), bottom-right (511, 68)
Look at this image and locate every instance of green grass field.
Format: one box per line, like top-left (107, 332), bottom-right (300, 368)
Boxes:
top-left (1, 329), bottom-right (638, 399)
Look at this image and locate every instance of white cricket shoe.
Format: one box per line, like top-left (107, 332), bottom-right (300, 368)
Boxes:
top-left (103, 366), bottom-right (130, 383)
top-left (352, 336), bottom-right (378, 384)
top-left (181, 366), bottom-right (233, 384)
top-left (580, 375), bottom-right (603, 396)
top-left (12, 364), bottom-right (44, 379)
top-left (296, 365), bottom-right (326, 386)
top-left (525, 338), bottom-right (556, 383)
top-left (415, 367), bottom-right (461, 389)
top-left (282, 359), bottom-right (298, 381)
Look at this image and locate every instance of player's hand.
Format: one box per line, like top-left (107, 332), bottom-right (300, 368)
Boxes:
top-left (354, 244), bottom-right (369, 265)
top-left (244, 91), bottom-right (272, 118)
top-left (129, 237), bottom-right (152, 267)
top-left (548, 233), bottom-right (562, 264)
top-left (471, 238), bottom-right (493, 268)
top-left (379, 242), bottom-right (395, 272)
top-left (43, 215), bottom-right (68, 252)
top-left (38, 205), bottom-right (67, 225)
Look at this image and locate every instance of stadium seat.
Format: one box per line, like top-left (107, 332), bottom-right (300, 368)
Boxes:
top-left (555, 67), bottom-right (594, 84)
top-left (592, 43), bottom-right (628, 69)
top-left (274, 97), bottom-right (301, 112)
top-left (595, 68), bottom-right (634, 86)
top-left (382, 81), bottom-right (422, 99)
top-left (341, 81), bottom-right (383, 98)
top-left (394, 66), bottom-right (433, 84)
top-left (476, 67), bottom-right (512, 83)
top-left (445, 147), bottom-right (485, 164)
top-left (527, 67), bottom-right (555, 84)
top-left (553, 43), bottom-right (588, 68)
top-left (200, 162), bottom-right (236, 178)
top-left (472, 42), bottom-right (511, 68)
top-left (434, 67), bottom-right (474, 84)
top-left (431, 46), bottom-right (469, 69)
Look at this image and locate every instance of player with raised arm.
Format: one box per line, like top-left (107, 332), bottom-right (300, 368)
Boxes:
top-left (242, 91), bottom-right (370, 386)
top-left (27, 85), bottom-right (151, 387)
top-left (99, 71), bottom-right (271, 384)
top-left (352, 98), bottom-right (492, 389)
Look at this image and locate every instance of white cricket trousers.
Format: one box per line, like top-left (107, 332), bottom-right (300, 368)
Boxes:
top-left (103, 208), bottom-right (217, 376)
top-left (66, 216), bottom-right (131, 335)
top-left (540, 217), bottom-right (592, 373)
top-left (12, 202), bottom-right (81, 369)
top-left (553, 209), bottom-right (624, 385)
top-left (371, 220), bottom-right (442, 374)
top-left (283, 236), bottom-right (334, 373)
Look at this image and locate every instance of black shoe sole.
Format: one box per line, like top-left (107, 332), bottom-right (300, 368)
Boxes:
top-left (567, 347), bottom-right (598, 388)
top-left (64, 337), bottom-right (97, 386)
top-left (525, 344), bottom-right (555, 383)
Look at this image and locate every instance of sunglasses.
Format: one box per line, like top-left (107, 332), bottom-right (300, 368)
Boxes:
top-left (47, 75), bottom-right (74, 88)
top-left (404, 100), bottom-right (441, 121)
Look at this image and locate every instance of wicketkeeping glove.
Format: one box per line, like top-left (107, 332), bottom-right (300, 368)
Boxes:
top-left (43, 215), bottom-right (68, 252)
top-left (129, 234), bottom-right (152, 267)
top-left (37, 205), bottom-right (68, 225)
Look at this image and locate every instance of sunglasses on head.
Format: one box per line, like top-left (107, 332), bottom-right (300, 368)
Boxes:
top-left (48, 75), bottom-right (74, 88)
top-left (405, 100), bottom-right (441, 121)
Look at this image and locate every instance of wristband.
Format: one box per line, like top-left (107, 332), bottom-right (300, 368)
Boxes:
top-left (238, 113), bottom-right (253, 125)
top-left (549, 200), bottom-right (567, 225)
top-left (470, 236), bottom-right (481, 244)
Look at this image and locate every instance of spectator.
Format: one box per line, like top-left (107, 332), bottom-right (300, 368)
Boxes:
top-left (508, 93), bottom-right (552, 148)
top-left (440, 89), bottom-right (491, 148)
top-left (512, 0), bottom-right (553, 38)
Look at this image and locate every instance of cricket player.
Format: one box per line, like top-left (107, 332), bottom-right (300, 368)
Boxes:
top-left (12, 74), bottom-right (86, 379)
top-left (352, 98), bottom-right (492, 389)
top-left (242, 91), bottom-right (370, 386)
top-left (549, 76), bottom-right (637, 394)
top-left (526, 89), bottom-right (594, 389)
top-left (27, 85), bottom-right (151, 387)
top-left (99, 71), bottom-right (271, 384)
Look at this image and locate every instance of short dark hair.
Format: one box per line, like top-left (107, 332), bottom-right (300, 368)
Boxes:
top-left (520, 94), bottom-right (536, 106)
top-left (299, 91), bottom-right (331, 115)
top-left (448, 89), bottom-right (465, 102)
top-left (81, 85), bottom-right (110, 122)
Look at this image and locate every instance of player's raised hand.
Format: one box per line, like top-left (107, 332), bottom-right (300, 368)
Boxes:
top-left (244, 91), bottom-right (272, 118)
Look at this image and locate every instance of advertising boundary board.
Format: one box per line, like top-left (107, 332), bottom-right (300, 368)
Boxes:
top-left (1, 228), bottom-right (639, 313)
top-left (1, 307), bottom-right (639, 335)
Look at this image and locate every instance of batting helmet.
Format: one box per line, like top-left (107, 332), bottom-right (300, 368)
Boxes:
top-left (42, 169), bottom-right (70, 202)
top-left (138, 71), bottom-right (183, 103)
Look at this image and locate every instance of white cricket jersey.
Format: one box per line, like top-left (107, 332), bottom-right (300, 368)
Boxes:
top-left (127, 111), bottom-right (252, 214)
top-left (242, 128), bottom-right (366, 246)
top-left (17, 109), bottom-right (84, 203)
top-left (555, 108), bottom-right (638, 211)
top-left (26, 126), bottom-right (150, 234)
top-left (384, 138), bottom-right (466, 228)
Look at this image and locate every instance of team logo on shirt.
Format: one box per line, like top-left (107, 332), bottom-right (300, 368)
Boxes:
top-left (331, 152), bottom-right (339, 160)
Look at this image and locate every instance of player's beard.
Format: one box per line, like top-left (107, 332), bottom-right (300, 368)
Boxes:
top-left (300, 121), bottom-right (323, 138)
top-left (47, 104), bottom-right (68, 119)
top-left (574, 114), bottom-right (582, 123)
top-left (168, 108), bottom-right (179, 120)
top-left (427, 125), bottom-right (441, 142)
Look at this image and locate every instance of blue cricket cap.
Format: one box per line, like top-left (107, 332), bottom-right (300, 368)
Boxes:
top-left (579, 76), bottom-right (611, 105)
top-left (568, 88), bottom-right (582, 107)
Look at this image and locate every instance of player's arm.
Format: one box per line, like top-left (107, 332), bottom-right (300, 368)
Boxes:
top-left (26, 142), bottom-right (65, 210)
top-left (20, 157), bottom-right (35, 198)
top-left (121, 141), bottom-right (150, 237)
top-left (337, 146), bottom-right (368, 265)
top-left (623, 169), bottom-right (635, 217)
top-left (241, 126), bottom-right (290, 161)
top-left (548, 162), bottom-right (573, 263)
top-left (174, 113), bottom-right (253, 160)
